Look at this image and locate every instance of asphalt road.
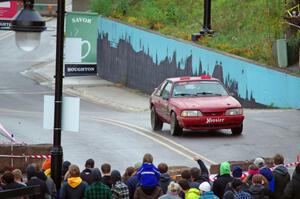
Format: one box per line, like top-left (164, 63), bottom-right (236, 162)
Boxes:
top-left (0, 19), bottom-right (300, 172)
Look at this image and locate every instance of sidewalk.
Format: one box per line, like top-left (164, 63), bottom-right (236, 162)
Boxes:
top-left (21, 61), bottom-right (150, 112)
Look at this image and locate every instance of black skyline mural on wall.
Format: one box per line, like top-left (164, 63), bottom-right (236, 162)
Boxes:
top-left (97, 33), bottom-right (267, 108)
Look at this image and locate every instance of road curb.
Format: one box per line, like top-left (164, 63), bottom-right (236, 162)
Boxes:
top-left (21, 62), bottom-right (149, 112)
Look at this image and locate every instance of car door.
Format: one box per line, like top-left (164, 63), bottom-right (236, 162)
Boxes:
top-left (151, 81), bottom-right (167, 119)
top-left (160, 81), bottom-right (173, 122)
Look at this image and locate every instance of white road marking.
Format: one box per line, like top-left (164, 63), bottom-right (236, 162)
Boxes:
top-left (92, 117), bottom-right (217, 165)
top-left (0, 107), bottom-right (216, 165)
top-left (0, 90), bottom-right (52, 95)
top-left (0, 31), bottom-right (14, 41)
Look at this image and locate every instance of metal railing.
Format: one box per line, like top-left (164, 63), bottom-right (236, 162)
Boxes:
top-left (0, 185), bottom-right (40, 198)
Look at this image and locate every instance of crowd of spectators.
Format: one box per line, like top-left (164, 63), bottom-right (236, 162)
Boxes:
top-left (0, 153), bottom-right (299, 199)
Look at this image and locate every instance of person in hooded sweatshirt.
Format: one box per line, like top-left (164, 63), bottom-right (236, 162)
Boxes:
top-left (178, 179), bottom-right (200, 199)
top-left (40, 158), bottom-right (57, 199)
top-left (198, 181), bottom-right (219, 199)
top-left (254, 157), bottom-right (275, 196)
top-left (26, 163), bottom-right (49, 199)
top-left (135, 153), bottom-right (161, 197)
top-left (249, 174), bottom-right (269, 199)
top-left (212, 161), bottom-right (233, 198)
top-left (272, 154), bottom-right (290, 199)
top-left (111, 170), bottom-right (130, 199)
top-left (158, 163), bottom-right (172, 194)
top-left (60, 164), bottom-right (88, 199)
top-left (80, 159), bottom-right (95, 185)
top-left (84, 168), bottom-right (112, 199)
top-left (283, 163), bottom-right (300, 199)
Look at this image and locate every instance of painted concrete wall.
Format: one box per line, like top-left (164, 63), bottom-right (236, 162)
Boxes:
top-left (97, 17), bottom-right (300, 109)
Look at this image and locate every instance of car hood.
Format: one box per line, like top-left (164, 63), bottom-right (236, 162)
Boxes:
top-left (170, 96), bottom-right (241, 112)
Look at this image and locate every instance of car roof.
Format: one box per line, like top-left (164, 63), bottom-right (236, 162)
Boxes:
top-left (167, 75), bottom-right (220, 83)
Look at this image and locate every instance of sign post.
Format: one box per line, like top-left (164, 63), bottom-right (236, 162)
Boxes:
top-left (65, 12), bottom-right (98, 76)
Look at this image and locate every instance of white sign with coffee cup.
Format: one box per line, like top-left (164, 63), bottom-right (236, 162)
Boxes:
top-left (65, 37), bottom-right (91, 63)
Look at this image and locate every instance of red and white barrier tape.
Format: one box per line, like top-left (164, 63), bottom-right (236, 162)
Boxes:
top-left (0, 154), bottom-right (51, 159)
top-left (30, 154), bottom-right (51, 159)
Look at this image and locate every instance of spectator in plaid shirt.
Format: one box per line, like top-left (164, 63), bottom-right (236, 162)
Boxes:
top-left (84, 168), bottom-right (112, 199)
top-left (111, 170), bottom-right (130, 199)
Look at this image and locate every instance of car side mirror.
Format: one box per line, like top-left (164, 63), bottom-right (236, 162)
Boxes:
top-left (229, 92), bottom-right (235, 96)
top-left (162, 95), bottom-right (169, 100)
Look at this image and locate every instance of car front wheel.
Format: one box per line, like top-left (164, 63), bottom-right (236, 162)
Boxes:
top-left (170, 112), bottom-right (183, 136)
top-left (151, 107), bottom-right (163, 131)
top-left (231, 124), bottom-right (243, 135)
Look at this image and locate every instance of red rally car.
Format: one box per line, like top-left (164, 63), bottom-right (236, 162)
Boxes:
top-left (150, 75), bottom-right (244, 136)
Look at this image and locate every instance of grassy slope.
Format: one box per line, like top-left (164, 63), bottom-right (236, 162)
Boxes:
top-left (91, 0), bottom-right (292, 66)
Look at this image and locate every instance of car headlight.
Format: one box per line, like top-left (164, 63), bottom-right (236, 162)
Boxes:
top-left (181, 110), bottom-right (203, 117)
top-left (225, 108), bottom-right (243, 116)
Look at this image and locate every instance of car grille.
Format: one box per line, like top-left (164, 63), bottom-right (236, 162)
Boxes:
top-left (191, 123), bottom-right (236, 128)
top-left (202, 112), bottom-right (224, 116)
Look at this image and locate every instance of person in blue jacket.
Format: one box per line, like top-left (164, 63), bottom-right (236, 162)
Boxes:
top-left (136, 153), bottom-right (161, 194)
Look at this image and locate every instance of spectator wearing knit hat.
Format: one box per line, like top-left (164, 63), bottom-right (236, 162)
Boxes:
top-left (272, 153), bottom-right (290, 199)
top-left (224, 166), bottom-right (249, 197)
top-left (212, 161), bottom-right (233, 198)
top-left (254, 158), bottom-right (265, 169)
top-left (199, 181), bottom-right (219, 199)
top-left (111, 170), bottom-right (130, 199)
top-left (283, 163), bottom-right (300, 199)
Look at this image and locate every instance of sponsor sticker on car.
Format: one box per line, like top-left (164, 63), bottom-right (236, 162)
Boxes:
top-left (206, 118), bottom-right (224, 123)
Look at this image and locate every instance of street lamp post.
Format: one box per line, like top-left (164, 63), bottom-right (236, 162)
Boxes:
top-left (191, 0), bottom-right (214, 41)
top-left (51, 0), bottom-right (65, 190)
top-left (10, 0), bottom-right (65, 190)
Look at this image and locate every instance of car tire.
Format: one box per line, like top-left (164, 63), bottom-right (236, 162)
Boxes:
top-left (170, 112), bottom-right (183, 136)
top-left (151, 107), bottom-right (163, 131)
top-left (231, 124), bottom-right (243, 135)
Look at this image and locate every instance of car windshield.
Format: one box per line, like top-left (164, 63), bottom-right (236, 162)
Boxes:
top-left (172, 80), bottom-right (229, 97)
